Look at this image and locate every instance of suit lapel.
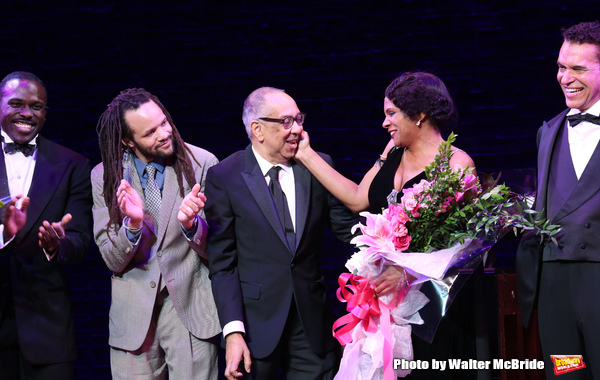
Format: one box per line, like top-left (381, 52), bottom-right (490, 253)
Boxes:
top-left (157, 166), bottom-right (178, 244)
top-left (539, 108), bottom-right (600, 222)
top-left (124, 151), bottom-right (144, 197)
top-left (18, 138), bottom-right (67, 238)
top-left (0, 154), bottom-right (9, 203)
top-left (241, 146), bottom-right (291, 254)
top-left (292, 159), bottom-right (310, 252)
top-left (536, 110), bottom-right (566, 216)
top-left (553, 134), bottom-right (600, 221)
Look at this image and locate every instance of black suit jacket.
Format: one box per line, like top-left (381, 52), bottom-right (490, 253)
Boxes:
top-left (205, 145), bottom-right (356, 359)
top-left (517, 109), bottom-right (600, 327)
top-left (0, 136), bottom-right (92, 364)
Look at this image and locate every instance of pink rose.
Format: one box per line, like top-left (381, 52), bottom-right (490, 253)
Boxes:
top-left (411, 179), bottom-right (431, 195)
top-left (402, 196), bottom-right (418, 212)
top-left (393, 223), bottom-right (408, 238)
top-left (386, 204), bottom-right (411, 224)
top-left (393, 233), bottom-right (412, 251)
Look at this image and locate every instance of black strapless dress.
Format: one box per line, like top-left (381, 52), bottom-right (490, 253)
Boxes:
top-left (368, 147), bottom-right (478, 380)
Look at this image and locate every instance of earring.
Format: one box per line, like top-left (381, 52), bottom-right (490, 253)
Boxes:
top-left (416, 119), bottom-right (422, 126)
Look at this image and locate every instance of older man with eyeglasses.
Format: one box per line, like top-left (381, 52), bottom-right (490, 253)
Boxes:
top-left (205, 87), bottom-right (358, 380)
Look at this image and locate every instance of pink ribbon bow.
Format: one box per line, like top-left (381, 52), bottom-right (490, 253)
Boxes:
top-left (332, 273), bottom-right (395, 380)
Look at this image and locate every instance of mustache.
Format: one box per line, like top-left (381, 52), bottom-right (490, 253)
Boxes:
top-left (157, 136), bottom-right (173, 147)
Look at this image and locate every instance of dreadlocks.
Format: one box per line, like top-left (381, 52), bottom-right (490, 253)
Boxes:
top-left (96, 88), bottom-right (200, 230)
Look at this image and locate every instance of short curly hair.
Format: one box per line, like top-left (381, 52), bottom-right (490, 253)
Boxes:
top-left (384, 72), bottom-right (457, 130)
top-left (562, 21), bottom-right (600, 62)
top-left (563, 21), bottom-right (600, 45)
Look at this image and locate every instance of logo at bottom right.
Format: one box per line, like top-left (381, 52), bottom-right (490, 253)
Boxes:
top-left (551, 355), bottom-right (586, 375)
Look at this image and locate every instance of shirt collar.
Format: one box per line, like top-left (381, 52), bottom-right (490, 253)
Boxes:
top-left (567, 99), bottom-right (600, 117)
top-left (1, 130), bottom-right (39, 147)
top-left (132, 154), bottom-right (166, 177)
top-left (251, 146), bottom-right (292, 177)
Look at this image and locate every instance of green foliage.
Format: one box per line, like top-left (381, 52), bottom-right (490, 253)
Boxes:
top-left (394, 133), bottom-right (560, 252)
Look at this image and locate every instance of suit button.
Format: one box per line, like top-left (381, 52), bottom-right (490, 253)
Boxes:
top-left (157, 251), bottom-right (162, 257)
top-left (558, 243), bottom-right (564, 249)
top-left (580, 244), bottom-right (587, 250)
top-left (584, 223), bottom-right (591, 229)
top-left (125, 247), bottom-right (131, 253)
top-left (150, 281), bottom-right (156, 288)
top-left (290, 263), bottom-right (296, 270)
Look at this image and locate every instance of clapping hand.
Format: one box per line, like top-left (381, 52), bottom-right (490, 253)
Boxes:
top-left (117, 179), bottom-right (144, 229)
top-left (39, 213), bottom-right (71, 253)
top-left (2, 195), bottom-right (30, 241)
top-left (178, 184), bottom-right (206, 230)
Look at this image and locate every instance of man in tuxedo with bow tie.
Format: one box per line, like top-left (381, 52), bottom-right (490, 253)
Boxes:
top-left (205, 87), bottom-right (358, 379)
top-left (517, 21), bottom-right (600, 378)
top-left (0, 71), bottom-right (92, 379)
top-left (92, 88), bottom-right (221, 379)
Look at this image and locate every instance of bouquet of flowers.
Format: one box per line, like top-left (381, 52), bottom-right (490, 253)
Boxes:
top-left (333, 133), bottom-right (558, 380)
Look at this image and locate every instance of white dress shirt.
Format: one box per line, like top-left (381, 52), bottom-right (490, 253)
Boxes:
top-left (251, 146), bottom-right (296, 230)
top-left (222, 147), bottom-right (297, 338)
top-left (567, 100), bottom-right (600, 179)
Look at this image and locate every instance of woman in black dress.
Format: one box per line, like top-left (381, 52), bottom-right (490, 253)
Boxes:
top-left (295, 71), bottom-right (479, 379)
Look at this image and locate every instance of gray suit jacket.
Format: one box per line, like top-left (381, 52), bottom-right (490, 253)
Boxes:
top-left (92, 143), bottom-right (221, 350)
top-left (517, 109), bottom-right (600, 327)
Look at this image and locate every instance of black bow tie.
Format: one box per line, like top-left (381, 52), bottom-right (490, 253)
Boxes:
top-left (567, 113), bottom-right (600, 127)
top-left (3, 142), bottom-right (36, 156)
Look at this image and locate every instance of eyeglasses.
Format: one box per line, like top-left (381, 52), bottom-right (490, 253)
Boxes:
top-left (259, 113), bottom-right (305, 130)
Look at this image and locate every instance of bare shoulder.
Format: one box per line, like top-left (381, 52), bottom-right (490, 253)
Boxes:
top-left (449, 147), bottom-right (476, 170)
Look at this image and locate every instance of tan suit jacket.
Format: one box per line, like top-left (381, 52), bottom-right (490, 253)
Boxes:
top-left (92, 143), bottom-right (221, 350)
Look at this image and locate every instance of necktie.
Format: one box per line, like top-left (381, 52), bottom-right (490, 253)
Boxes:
top-left (144, 164), bottom-right (162, 225)
top-left (267, 166), bottom-right (295, 252)
top-left (567, 113), bottom-right (600, 127)
top-left (4, 142), bottom-right (35, 156)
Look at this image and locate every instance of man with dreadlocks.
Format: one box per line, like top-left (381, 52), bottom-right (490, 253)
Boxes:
top-left (92, 88), bottom-right (221, 379)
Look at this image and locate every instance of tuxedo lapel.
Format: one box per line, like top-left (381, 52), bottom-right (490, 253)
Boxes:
top-left (0, 154), bottom-right (9, 203)
top-left (536, 110), bottom-right (567, 215)
top-left (241, 147), bottom-right (291, 254)
top-left (292, 160), bottom-right (310, 252)
top-left (553, 136), bottom-right (600, 222)
top-left (18, 139), bottom-right (68, 239)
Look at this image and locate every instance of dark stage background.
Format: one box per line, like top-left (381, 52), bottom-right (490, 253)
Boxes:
top-left (2, 1), bottom-right (599, 378)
